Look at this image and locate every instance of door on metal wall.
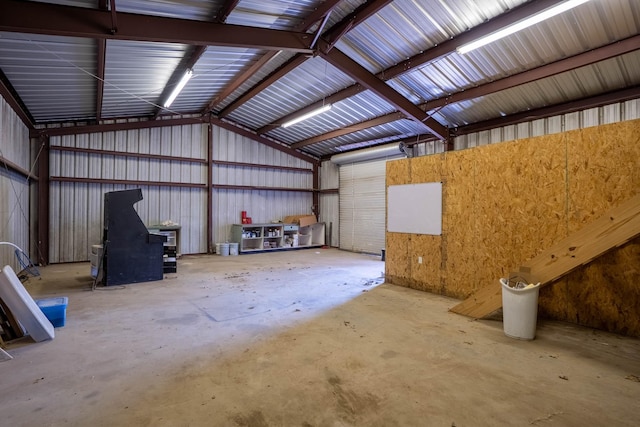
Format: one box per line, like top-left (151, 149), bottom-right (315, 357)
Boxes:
top-left (339, 160), bottom-right (386, 254)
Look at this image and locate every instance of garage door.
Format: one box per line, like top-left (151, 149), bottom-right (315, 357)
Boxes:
top-left (339, 160), bottom-right (386, 254)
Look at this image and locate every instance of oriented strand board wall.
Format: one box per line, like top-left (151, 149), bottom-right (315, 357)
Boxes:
top-left (386, 119), bottom-right (640, 336)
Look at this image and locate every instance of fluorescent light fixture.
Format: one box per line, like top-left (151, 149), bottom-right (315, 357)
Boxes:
top-left (163, 69), bottom-right (193, 108)
top-left (457, 0), bottom-right (591, 54)
top-left (282, 104), bottom-right (332, 128)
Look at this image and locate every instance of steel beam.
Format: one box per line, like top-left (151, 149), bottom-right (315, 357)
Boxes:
top-left (218, 55), bottom-right (309, 117)
top-left (210, 117), bottom-right (318, 165)
top-left (318, 41), bottom-right (448, 140)
top-left (0, 0), bottom-right (313, 53)
top-left (154, 45), bottom-right (207, 118)
top-left (207, 123), bottom-right (213, 254)
top-left (212, 160), bottom-right (312, 173)
top-left (31, 117), bottom-right (206, 138)
top-left (0, 155), bottom-right (38, 181)
top-left (96, 39), bottom-right (106, 121)
top-left (382, 0), bottom-right (571, 80)
top-left (0, 70), bottom-right (34, 128)
top-left (453, 86), bottom-right (640, 135)
top-left (36, 136), bottom-right (50, 266)
top-left (50, 176), bottom-right (207, 188)
top-left (205, 51), bottom-right (280, 113)
top-left (322, 0), bottom-right (393, 50)
top-left (51, 145), bottom-right (206, 164)
top-left (312, 163), bottom-right (319, 218)
top-left (214, 0), bottom-right (240, 23)
top-left (204, 0), bottom-right (342, 113)
top-left (257, 84), bottom-right (366, 134)
top-left (212, 184), bottom-right (314, 192)
top-left (424, 34), bottom-right (640, 111)
top-left (297, 0), bottom-right (342, 33)
top-left (258, 0), bottom-right (573, 134)
top-left (288, 35), bottom-right (640, 148)
top-left (291, 112), bottom-right (404, 149)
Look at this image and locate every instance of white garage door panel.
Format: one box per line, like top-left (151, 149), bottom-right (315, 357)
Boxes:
top-left (339, 160), bottom-right (386, 254)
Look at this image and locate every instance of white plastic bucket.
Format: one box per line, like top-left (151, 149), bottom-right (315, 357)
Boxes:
top-left (500, 278), bottom-right (540, 340)
top-left (219, 243), bottom-right (230, 256)
top-left (229, 242), bottom-right (239, 256)
top-left (215, 243), bottom-right (221, 255)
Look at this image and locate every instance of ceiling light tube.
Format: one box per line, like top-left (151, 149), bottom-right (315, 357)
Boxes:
top-left (457, 0), bottom-right (591, 54)
top-left (163, 69), bottom-right (193, 108)
top-left (282, 104), bottom-right (332, 128)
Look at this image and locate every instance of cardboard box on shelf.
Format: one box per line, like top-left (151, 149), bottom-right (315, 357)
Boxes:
top-left (283, 214), bottom-right (317, 228)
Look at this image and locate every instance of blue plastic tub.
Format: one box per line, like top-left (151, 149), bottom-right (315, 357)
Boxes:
top-left (35, 297), bottom-right (68, 328)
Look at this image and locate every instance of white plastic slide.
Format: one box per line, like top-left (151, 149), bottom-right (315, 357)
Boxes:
top-left (0, 265), bottom-right (54, 342)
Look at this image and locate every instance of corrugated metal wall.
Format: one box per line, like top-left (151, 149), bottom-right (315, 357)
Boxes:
top-left (0, 96), bottom-right (31, 270)
top-left (48, 124), bottom-right (208, 262)
top-left (47, 122), bottom-right (316, 262)
top-left (319, 160), bottom-right (339, 247)
top-left (22, 95), bottom-right (640, 264)
top-left (454, 99), bottom-right (640, 149)
top-left (211, 126), bottom-right (314, 245)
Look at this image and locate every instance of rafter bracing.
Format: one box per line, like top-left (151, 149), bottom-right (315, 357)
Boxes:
top-left (291, 112), bottom-right (404, 149)
top-left (257, 0), bottom-right (574, 135)
top-left (318, 40), bottom-right (448, 140)
top-left (322, 0), bottom-right (393, 50)
top-left (214, 0), bottom-right (241, 24)
top-left (218, 55), bottom-right (310, 118)
top-left (204, 0), bottom-right (346, 114)
top-left (291, 35), bottom-right (640, 149)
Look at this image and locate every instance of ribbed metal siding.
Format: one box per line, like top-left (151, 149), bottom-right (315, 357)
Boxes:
top-left (211, 126), bottom-right (314, 245)
top-left (227, 0), bottom-right (320, 29)
top-left (213, 51), bottom-right (297, 112)
top-left (339, 160), bottom-right (386, 254)
top-left (336, 0), bottom-right (524, 74)
top-left (266, 90), bottom-right (396, 146)
top-left (0, 169), bottom-right (31, 271)
top-left (454, 98), bottom-right (640, 149)
top-left (170, 46), bottom-right (264, 113)
top-left (48, 123), bottom-right (208, 262)
top-left (0, 96), bottom-right (31, 270)
top-left (319, 160), bottom-right (339, 247)
top-left (227, 56), bottom-right (355, 131)
top-left (117, 0), bottom-right (221, 20)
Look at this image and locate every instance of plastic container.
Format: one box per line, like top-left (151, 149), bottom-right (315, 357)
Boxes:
top-left (500, 278), bottom-right (540, 340)
top-left (229, 242), bottom-right (239, 256)
top-left (215, 243), bottom-right (221, 255)
top-left (35, 296), bottom-right (69, 328)
top-left (219, 243), bottom-right (230, 256)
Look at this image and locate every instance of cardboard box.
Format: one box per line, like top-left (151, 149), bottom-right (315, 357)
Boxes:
top-left (283, 214), bottom-right (317, 228)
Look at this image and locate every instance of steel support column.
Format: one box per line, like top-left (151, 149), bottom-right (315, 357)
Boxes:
top-left (36, 136), bottom-right (50, 266)
top-left (207, 122), bottom-right (214, 254)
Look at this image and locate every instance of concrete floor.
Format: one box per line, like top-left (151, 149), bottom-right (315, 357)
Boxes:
top-left (1, 248), bottom-right (639, 426)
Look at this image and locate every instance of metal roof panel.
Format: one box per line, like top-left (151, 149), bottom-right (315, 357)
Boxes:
top-left (0, 32), bottom-right (96, 122)
top-left (102, 39), bottom-right (188, 118)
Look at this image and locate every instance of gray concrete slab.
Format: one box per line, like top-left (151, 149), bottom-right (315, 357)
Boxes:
top-left (1, 248), bottom-right (639, 426)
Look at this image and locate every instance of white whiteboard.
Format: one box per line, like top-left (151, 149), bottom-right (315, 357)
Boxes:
top-left (387, 182), bottom-right (442, 235)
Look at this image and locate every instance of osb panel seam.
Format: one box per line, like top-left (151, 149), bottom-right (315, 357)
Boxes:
top-left (386, 118), bottom-right (640, 336)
